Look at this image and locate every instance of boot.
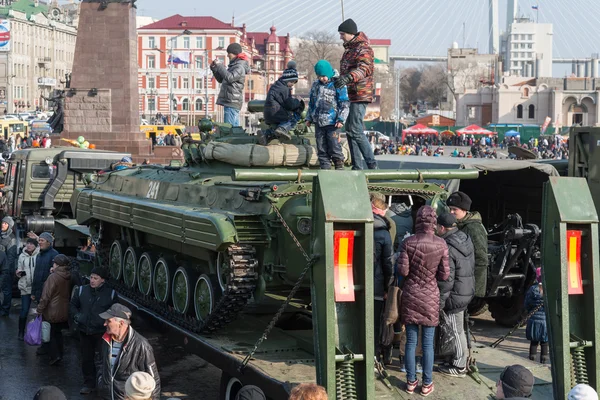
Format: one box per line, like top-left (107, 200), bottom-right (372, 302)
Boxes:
top-left (529, 342), bottom-right (537, 361)
top-left (540, 342), bottom-right (549, 364)
top-left (18, 317), bottom-right (26, 341)
top-left (334, 161), bottom-right (344, 170)
top-left (274, 125), bottom-right (292, 141)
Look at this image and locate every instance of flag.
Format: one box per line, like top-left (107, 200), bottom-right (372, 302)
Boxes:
top-left (541, 116), bottom-right (552, 134)
top-left (168, 52), bottom-right (190, 64)
top-left (532, 5), bottom-right (538, 10)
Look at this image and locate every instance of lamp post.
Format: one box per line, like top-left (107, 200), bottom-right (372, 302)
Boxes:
top-left (168, 29), bottom-right (192, 125)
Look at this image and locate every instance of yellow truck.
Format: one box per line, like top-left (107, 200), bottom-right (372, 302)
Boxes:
top-left (140, 125), bottom-right (186, 144)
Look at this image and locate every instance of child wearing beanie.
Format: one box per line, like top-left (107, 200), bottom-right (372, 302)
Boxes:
top-left (525, 267), bottom-right (549, 363)
top-left (305, 59), bottom-right (349, 170)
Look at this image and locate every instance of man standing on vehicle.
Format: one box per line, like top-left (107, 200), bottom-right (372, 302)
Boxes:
top-left (0, 216), bottom-right (17, 316)
top-left (98, 304), bottom-right (160, 400)
top-left (336, 18), bottom-right (377, 170)
top-left (447, 192), bottom-right (488, 300)
top-left (210, 43), bottom-right (250, 127)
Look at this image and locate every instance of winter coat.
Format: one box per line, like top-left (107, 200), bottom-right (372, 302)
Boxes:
top-left (16, 247), bottom-right (39, 295)
top-left (525, 284), bottom-right (547, 342)
top-left (389, 203), bottom-right (413, 251)
top-left (0, 229), bottom-right (17, 272)
top-left (306, 79), bottom-right (349, 127)
top-left (264, 79), bottom-right (303, 125)
top-left (398, 206), bottom-right (450, 326)
top-left (457, 211), bottom-right (488, 297)
top-left (98, 326), bottom-right (161, 400)
top-left (31, 246), bottom-right (60, 300)
top-left (437, 229), bottom-right (475, 314)
top-left (36, 265), bottom-right (71, 323)
top-left (70, 283), bottom-right (117, 335)
top-left (210, 54), bottom-right (250, 110)
top-left (339, 32), bottom-right (375, 103)
top-left (373, 214), bottom-right (394, 300)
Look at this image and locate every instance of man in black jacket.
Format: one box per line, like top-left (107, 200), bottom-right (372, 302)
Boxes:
top-left (436, 213), bottom-right (475, 378)
top-left (70, 266), bottom-right (116, 395)
top-left (0, 216), bottom-right (17, 316)
top-left (98, 304), bottom-right (160, 400)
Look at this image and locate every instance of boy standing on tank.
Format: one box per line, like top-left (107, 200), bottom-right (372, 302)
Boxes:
top-left (305, 60), bottom-right (349, 170)
top-left (263, 61), bottom-right (304, 141)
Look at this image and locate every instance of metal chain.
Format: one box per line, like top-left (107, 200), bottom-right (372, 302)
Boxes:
top-left (239, 204), bottom-right (318, 372)
top-left (491, 302), bottom-right (544, 348)
top-left (269, 189), bottom-right (313, 199)
top-left (269, 186), bottom-right (438, 199)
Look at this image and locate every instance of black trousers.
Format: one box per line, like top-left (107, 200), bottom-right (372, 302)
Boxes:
top-left (374, 300), bottom-right (385, 355)
top-left (49, 322), bottom-right (68, 360)
top-left (80, 331), bottom-right (103, 387)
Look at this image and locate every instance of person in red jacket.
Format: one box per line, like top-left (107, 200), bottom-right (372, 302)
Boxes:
top-left (397, 205), bottom-right (449, 396)
top-left (336, 18), bottom-right (377, 170)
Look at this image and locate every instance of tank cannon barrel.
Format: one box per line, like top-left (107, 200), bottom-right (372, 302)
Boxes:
top-left (232, 169), bottom-right (480, 181)
top-left (247, 100), bottom-right (266, 114)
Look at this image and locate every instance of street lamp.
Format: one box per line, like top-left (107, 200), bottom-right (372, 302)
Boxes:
top-left (168, 29), bottom-right (192, 125)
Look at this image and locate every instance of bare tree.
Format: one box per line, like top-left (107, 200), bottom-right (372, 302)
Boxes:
top-left (292, 30), bottom-right (344, 83)
top-left (375, 67), bottom-right (394, 120)
top-left (400, 67), bottom-right (423, 106)
top-left (418, 64), bottom-right (448, 108)
top-left (446, 59), bottom-right (483, 107)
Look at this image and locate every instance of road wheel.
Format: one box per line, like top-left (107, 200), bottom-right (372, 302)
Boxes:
top-left (216, 252), bottom-right (231, 293)
top-left (122, 247), bottom-right (139, 289)
top-left (489, 294), bottom-right (526, 327)
top-left (137, 252), bottom-right (156, 296)
top-left (153, 256), bottom-right (175, 303)
top-left (194, 274), bottom-right (220, 323)
top-left (467, 297), bottom-right (488, 317)
top-left (219, 372), bottom-right (243, 400)
top-left (172, 266), bottom-right (198, 315)
top-left (108, 240), bottom-right (126, 281)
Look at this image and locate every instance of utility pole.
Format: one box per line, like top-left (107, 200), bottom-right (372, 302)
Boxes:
top-left (169, 29), bottom-right (192, 125)
top-left (340, 0), bottom-right (345, 21)
top-left (205, 49), bottom-right (209, 118)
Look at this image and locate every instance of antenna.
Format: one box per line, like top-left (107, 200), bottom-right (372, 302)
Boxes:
top-left (340, 0), bottom-right (345, 21)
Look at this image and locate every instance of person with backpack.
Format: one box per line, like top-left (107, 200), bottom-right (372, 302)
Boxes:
top-left (70, 266), bottom-right (117, 395)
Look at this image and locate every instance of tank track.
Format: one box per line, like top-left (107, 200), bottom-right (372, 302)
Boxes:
top-left (102, 244), bottom-right (258, 334)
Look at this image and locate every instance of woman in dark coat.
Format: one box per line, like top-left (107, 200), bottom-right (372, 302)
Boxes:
top-left (397, 205), bottom-right (449, 396)
top-left (525, 267), bottom-right (548, 363)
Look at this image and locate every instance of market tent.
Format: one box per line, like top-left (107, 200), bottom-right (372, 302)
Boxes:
top-left (402, 124), bottom-right (439, 141)
top-left (457, 124), bottom-right (496, 135)
top-left (440, 130), bottom-right (454, 136)
top-left (505, 130), bottom-right (521, 137)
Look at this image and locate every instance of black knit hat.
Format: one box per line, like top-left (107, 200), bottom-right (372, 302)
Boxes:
top-left (338, 18), bottom-right (358, 35)
top-left (52, 254), bottom-right (71, 267)
top-left (91, 266), bottom-right (110, 280)
top-left (447, 191), bottom-right (472, 211)
top-left (500, 365), bottom-right (534, 398)
top-left (437, 212), bottom-right (457, 228)
top-left (226, 43), bottom-right (242, 55)
top-left (281, 60), bottom-right (298, 82)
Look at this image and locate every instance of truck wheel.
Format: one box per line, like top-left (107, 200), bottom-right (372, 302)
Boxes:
top-left (172, 266), bottom-right (198, 315)
top-left (467, 297), bottom-right (488, 317)
top-left (489, 295), bottom-right (526, 327)
top-left (219, 372), bottom-right (243, 400)
top-left (137, 252), bottom-right (156, 296)
top-left (153, 256), bottom-right (175, 303)
top-left (194, 274), bottom-right (220, 322)
top-left (109, 240), bottom-right (127, 281)
top-left (122, 247), bottom-right (140, 289)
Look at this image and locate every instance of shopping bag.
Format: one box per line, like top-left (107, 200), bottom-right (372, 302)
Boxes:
top-left (435, 310), bottom-right (457, 357)
top-left (42, 321), bottom-right (51, 343)
top-left (24, 315), bottom-right (42, 346)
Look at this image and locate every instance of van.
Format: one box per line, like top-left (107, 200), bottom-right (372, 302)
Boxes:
top-left (0, 120), bottom-right (28, 141)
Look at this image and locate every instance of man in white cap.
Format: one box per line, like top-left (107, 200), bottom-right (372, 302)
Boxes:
top-left (97, 304), bottom-right (160, 400)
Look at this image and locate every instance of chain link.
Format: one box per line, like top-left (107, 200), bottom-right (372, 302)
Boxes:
top-left (269, 186), bottom-right (438, 199)
top-left (491, 301), bottom-right (544, 348)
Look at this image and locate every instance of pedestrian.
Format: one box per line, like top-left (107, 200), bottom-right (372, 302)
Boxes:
top-left (496, 364), bottom-right (534, 399)
top-left (98, 304), bottom-right (160, 400)
top-left (568, 384), bottom-right (599, 400)
top-left (288, 383), bottom-right (328, 400)
top-left (125, 372), bottom-right (156, 400)
top-left (210, 42), bottom-right (250, 127)
top-left (33, 386), bottom-right (67, 400)
top-left (35, 254), bottom-right (72, 365)
top-left (435, 213), bottom-right (475, 378)
top-left (336, 18), bottom-right (377, 170)
top-left (397, 205), bottom-right (449, 396)
top-left (70, 266), bottom-right (117, 395)
top-left (370, 193), bottom-right (394, 363)
top-left (263, 61), bottom-right (304, 141)
top-left (0, 216), bottom-right (17, 316)
top-left (446, 191), bottom-right (488, 299)
top-left (234, 385), bottom-right (266, 400)
top-left (305, 59), bottom-right (349, 170)
top-left (16, 237), bottom-right (39, 340)
top-left (525, 267), bottom-right (548, 364)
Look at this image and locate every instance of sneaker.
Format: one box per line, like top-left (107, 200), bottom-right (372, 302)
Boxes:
top-left (438, 365), bottom-right (467, 378)
top-left (274, 126), bottom-right (292, 140)
top-left (420, 382), bottom-right (434, 397)
top-left (406, 379), bottom-right (418, 394)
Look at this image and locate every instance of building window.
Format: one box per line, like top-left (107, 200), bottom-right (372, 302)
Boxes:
top-left (196, 37), bottom-right (204, 49)
top-left (182, 98), bottom-right (190, 111)
top-left (248, 79), bottom-right (254, 90)
top-left (195, 56), bottom-right (203, 69)
top-left (148, 55), bottom-right (155, 69)
top-left (148, 77), bottom-right (155, 89)
top-left (467, 106), bottom-right (476, 119)
top-left (517, 104), bottom-right (523, 119)
top-left (528, 104), bottom-right (535, 119)
top-left (182, 61), bottom-right (189, 69)
top-left (269, 60), bottom-right (274, 70)
top-left (183, 37), bottom-right (190, 49)
top-left (172, 77), bottom-right (177, 89)
top-left (183, 78), bottom-right (189, 89)
top-left (148, 36), bottom-right (155, 49)
top-left (217, 56), bottom-right (225, 64)
top-left (148, 97), bottom-right (155, 111)
top-left (170, 37), bottom-right (177, 49)
top-left (523, 87), bottom-right (529, 98)
top-left (270, 44), bottom-right (274, 52)
top-left (195, 98), bottom-right (203, 111)
top-left (195, 78), bottom-right (203, 89)
top-left (218, 37), bottom-right (225, 48)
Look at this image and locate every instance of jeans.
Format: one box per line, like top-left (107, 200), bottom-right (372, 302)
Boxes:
top-left (405, 324), bottom-right (435, 385)
top-left (0, 268), bottom-right (12, 314)
top-left (277, 111), bottom-right (302, 132)
top-left (223, 107), bottom-right (240, 126)
top-left (80, 332), bottom-right (103, 387)
top-left (315, 125), bottom-right (344, 169)
top-left (345, 102), bottom-right (376, 170)
top-left (447, 311), bottom-right (468, 368)
top-left (20, 294), bottom-right (31, 319)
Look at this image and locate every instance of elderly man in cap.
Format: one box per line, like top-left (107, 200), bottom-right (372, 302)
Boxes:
top-left (210, 42), bottom-right (250, 126)
top-left (336, 18), bottom-right (377, 170)
top-left (30, 232), bottom-right (60, 303)
top-left (98, 303), bottom-right (160, 400)
top-left (0, 216), bottom-right (16, 316)
top-left (436, 212), bottom-right (475, 378)
top-left (70, 266), bottom-right (116, 395)
top-left (446, 191), bottom-right (488, 300)
top-left (496, 364), bottom-right (534, 398)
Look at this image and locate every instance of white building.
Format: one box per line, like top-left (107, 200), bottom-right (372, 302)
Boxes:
top-left (0, 0), bottom-right (78, 114)
top-left (501, 18), bottom-right (553, 78)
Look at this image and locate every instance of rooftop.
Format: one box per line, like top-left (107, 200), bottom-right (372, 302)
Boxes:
top-left (0, 0), bottom-right (49, 18)
top-left (139, 14), bottom-right (236, 30)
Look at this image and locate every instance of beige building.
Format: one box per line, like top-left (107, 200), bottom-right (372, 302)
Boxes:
top-left (456, 76), bottom-right (600, 127)
top-left (0, 0), bottom-right (78, 114)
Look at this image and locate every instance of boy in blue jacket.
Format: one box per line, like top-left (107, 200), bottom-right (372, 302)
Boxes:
top-left (306, 60), bottom-right (350, 170)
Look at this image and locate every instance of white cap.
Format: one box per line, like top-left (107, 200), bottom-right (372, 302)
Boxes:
top-left (568, 384), bottom-right (599, 400)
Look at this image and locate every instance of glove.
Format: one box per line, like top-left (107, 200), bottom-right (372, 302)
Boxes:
top-left (334, 74), bottom-right (352, 89)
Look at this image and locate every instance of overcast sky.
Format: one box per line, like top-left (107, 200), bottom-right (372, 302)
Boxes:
top-left (137, 0), bottom-right (599, 77)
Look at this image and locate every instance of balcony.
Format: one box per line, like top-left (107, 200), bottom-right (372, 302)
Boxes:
top-left (37, 57), bottom-right (52, 65)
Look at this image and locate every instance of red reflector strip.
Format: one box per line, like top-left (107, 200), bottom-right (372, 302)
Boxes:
top-left (334, 230), bottom-right (355, 302)
top-left (567, 230), bottom-right (583, 295)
